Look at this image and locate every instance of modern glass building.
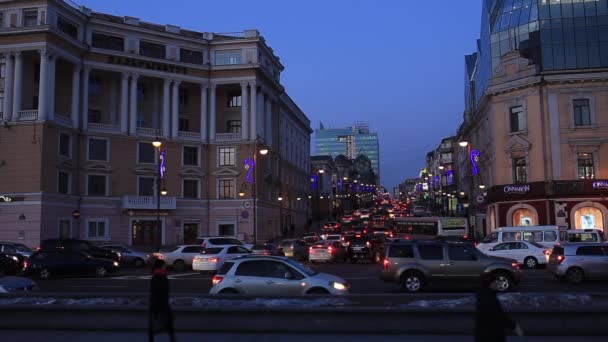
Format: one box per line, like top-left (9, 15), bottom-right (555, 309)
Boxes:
top-left (466, 0), bottom-right (608, 110)
top-left (314, 122), bottom-right (380, 180)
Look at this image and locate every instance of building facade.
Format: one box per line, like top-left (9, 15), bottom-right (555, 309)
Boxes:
top-left (457, 0), bottom-right (608, 238)
top-left (0, 0), bottom-right (311, 248)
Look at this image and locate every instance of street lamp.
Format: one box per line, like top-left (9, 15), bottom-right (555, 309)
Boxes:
top-left (459, 141), bottom-right (469, 147)
top-left (438, 165), bottom-right (444, 170)
top-left (152, 134), bottom-right (165, 252)
top-left (278, 197), bottom-right (283, 201)
top-left (250, 141), bottom-right (269, 245)
top-left (479, 184), bottom-right (486, 189)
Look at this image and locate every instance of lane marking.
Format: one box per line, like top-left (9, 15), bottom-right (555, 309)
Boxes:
top-left (68, 285), bottom-right (128, 288)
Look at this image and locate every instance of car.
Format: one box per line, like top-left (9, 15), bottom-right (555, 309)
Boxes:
top-left (99, 244), bottom-right (151, 267)
top-left (547, 244), bottom-right (608, 283)
top-left (323, 234), bottom-right (342, 242)
top-left (322, 221), bottom-right (341, 232)
top-left (39, 239), bottom-right (121, 264)
top-left (369, 235), bottom-right (389, 264)
top-left (341, 215), bottom-right (354, 224)
top-left (0, 253), bottom-right (22, 276)
top-left (192, 245), bottom-right (252, 273)
top-left (154, 245), bottom-right (205, 271)
top-left (359, 210), bottom-right (371, 219)
top-left (0, 276), bottom-right (38, 292)
top-left (380, 240), bottom-right (522, 293)
top-left (308, 241), bottom-right (348, 263)
top-left (302, 235), bottom-right (322, 246)
top-left (346, 234), bottom-right (373, 263)
top-left (209, 255), bottom-right (350, 296)
top-left (195, 237), bottom-right (254, 250)
top-left (278, 239), bottom-right (309, 261)
top-left (352, 225), bottom-right (370, 236)
top-left (482, 241), bottom-right (549, 269)
top-left (249, 242), bottom-right (284, 256)
top-left (24, 250), bottom-right (119, 279)
top-left (372, 216), bottom-right (385, 228)
top-left (372, 227), bottom-right (394, 238)
top-left (567, 229), bottom-right (605, 243)
top-left (0, 242), bottom-right (33, 259)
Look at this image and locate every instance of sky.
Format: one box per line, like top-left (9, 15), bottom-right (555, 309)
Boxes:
top-left (75, 0), bottom-right (482, 191)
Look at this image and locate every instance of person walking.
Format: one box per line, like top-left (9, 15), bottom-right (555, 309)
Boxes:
top-left (149, 258), bottom-right (177, 342)
top-left (475, 273), bottom-right (523, 342)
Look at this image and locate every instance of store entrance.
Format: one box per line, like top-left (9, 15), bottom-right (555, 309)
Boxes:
top-left (131, 220), bottom-right (161, 247)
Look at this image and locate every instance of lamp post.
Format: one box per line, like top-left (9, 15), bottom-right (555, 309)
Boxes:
top-left (152, 135), bottom-right (166, 252)
top-left (251, 142), bottom-right (269, 245)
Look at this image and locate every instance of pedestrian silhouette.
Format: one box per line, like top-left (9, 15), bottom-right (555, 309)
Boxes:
top-left (475, 273), bottom-right (523, 342)
top-left (149, 258), bottom-right (177, 342)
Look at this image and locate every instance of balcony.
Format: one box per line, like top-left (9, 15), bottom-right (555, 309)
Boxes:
top-left (178, 130), bottom-right (200, 141)
top-left (136, 127), bottom-right (158, 137)
top-left (88, 122), bottom-right (121, 134)
top-left (18, 110), bottom-right (38, 121)
top-left (215, 133), bottom-right (241, 142)
top-left (122, 196), bottom-right (176, 210)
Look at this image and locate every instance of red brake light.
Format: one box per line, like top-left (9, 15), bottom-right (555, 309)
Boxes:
top-left (366, 241), bottom-right (371, 248)
top-left (35, 246), bottom-right (41, 251)
top-left (463, 235), bottom-right (469, 240)
top-left (211, 275), bottom-right (223, 285)
top-left (556, 255), bottom-right (565, 264)
top-left (382, 258), bottom-right (390, 270)
top-left (23, 261), bottom-right (28, 269)
top-left (544, 250), bottom-right (550, 255)
top-left (309, 247), bottom-right (313, 252)
top-left (209, 258), bottom-right (219, 263)
top-left (328, 246), bottom-right (333, 253)
top-left (511, 262), bottom-right (519, 268)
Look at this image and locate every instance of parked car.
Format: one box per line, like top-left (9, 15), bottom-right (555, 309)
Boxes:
top-left (250, 243), bottom-right (284, 256)
top-left (0, 242), bottom-right (33, 259)
top-left (309, 241), bottom-right (348, 263)
top-left (195, 237), bottom-right (253, 250)
top-left (192, 245), bottom-right (252, 273)
top-left (0, 276), bottom-right (38, 292)
top-left (0, 253), bottom-right (22, 276)
top-left (381, 240), bottom-right (522, 293)
top-left (548, 244), bottom-right (608, 283)
top-left (39, 239), bottom-right (121, 264)
top-left (24, 250), bottom-right (119, 279)
top-left (482, 241), bottom-right (549, 269)
top-left (154, 245), bottom-right (205, 271)
top-left (209, 256), bottom-right (350, 296)
top-left (279, 239), bottom-right (309, 261)
top-left (99, 244), bottom-right (151, 267)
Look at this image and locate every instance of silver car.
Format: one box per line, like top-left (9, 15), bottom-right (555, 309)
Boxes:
top-left (100, 244), bottom-right (151, 267)
top-left (209, 256), bottom-right (350, 296)
top-left (547, 243), bottom-right (608, 283)
top-left (279, 239), bottom-right (309, 260)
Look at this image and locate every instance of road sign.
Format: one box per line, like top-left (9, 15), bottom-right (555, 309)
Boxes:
top-left (456, 204), bottom-right (464, 213)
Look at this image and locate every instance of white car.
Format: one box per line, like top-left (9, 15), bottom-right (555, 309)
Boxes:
top-left (195, 236), bottom-right (254, 250)
top-left (360, 210), bottom-right (371, 219)
top-left (154, 245), bottom-right (205, 271)
top-left (482, 241), bottom-right (549, 269)
top-left (323, 234), bottom-right (342, 242)
top-left (192, 245), bottom-right (252, 273)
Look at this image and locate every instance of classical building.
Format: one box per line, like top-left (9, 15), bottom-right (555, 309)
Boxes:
top-left (457, 0), bottom-right (608, 238)
top-left (423, 136), bottom-right (458, 216)
top-left (0, 0), bottom-right (311, 247)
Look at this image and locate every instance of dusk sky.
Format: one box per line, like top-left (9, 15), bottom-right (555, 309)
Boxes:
top-left (76, 0), bottom-right (482, 191)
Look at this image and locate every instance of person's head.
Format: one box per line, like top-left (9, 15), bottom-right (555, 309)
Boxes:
top-left (152, 258), bottom-right (166, 271)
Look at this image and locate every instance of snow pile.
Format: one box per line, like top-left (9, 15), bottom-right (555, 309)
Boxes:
top-left (404, 293), bottom-right (597, 309)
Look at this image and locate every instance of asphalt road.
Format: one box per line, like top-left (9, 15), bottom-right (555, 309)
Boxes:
top-left (34, 261), bottom-right (608, 295)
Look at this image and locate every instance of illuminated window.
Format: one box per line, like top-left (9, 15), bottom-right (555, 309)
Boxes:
top-left (573, 207), bottom-right (603, 230)
top-left (577, 153), bottom-right (594, 179)
top-left (512, 208), bottom-right (537, 226)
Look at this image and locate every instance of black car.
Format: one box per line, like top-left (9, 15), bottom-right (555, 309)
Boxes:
top-left (346, 235), bottom-right (373, 263)
top-left (25, 250), bottom-right (119, 279)
top-left (39, 239), bottom-right (121, 264)
top-left (0, 253), bottom-right (22, 276)
top-left (250, 242), bottom-right (285, 256)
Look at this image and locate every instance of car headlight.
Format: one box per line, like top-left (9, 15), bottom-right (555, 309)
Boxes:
top-left (11, 256), bottom-right (19, 262)
top-left (330, 281), bottom-right (348, 291)
top-left (116, 252), bottom-right (122, 258)
top-left (113, 261), bottom-right (119, 267)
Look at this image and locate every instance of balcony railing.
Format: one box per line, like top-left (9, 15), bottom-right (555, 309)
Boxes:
top-left (122, 196), bottom-right (176, 210)
top-left (18, 110), bottom-right (38, 121)
top-left (137, 127), bottom-right (158, 137)
top-left (54, 115), bottom-right (73, 127)
top-left (215, 133), bottom-right (241, 142)
top-left (88, 122), bottom-right (120, 133)
top-left (178, 131), bottom-right (200, 141)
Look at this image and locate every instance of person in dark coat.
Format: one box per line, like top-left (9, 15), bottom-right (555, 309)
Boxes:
top-left (475, 273), bottom-right (522, 342)
top-left (148, 258), bottom-right (177, 342)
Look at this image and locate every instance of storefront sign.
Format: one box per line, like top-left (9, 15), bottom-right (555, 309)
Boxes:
top-left (0, 195), bottom-right (24, 202)
top-left (108, 56), bottom-right (188, 75)
top-left (503, 184), bottom-right (531, 194)
top-left (0, 195), bottom-right (12, 202)
top-left (592, 181), bottom-right (608, 190)
top-left (470, 150), bottom-right (480, 176)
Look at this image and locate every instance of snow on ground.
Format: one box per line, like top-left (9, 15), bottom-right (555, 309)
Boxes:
top-left (405, 293), bottom-right (596, 309)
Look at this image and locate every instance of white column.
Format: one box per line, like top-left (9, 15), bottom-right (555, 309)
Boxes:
top-left (200, 84), bottom-right (208, 142)
top-left (70, 65), bottom-right (81, 128)
top-left (109, 78), bottom-right (118, 125)
top-left (162, 78), bottom-right (171, 138)
top-left (47, 55), bottom-right (56, 120)
top-left (265, 96), bottom-right (272, 145)
top-left (129, 74), bottom-right (139, 135)
top-left (249, 82), bottom-right (257, 140)
top-left (171, 80), bottom-right (180, 139)
top-left (81, 67), bottom-right (90, 130)
top-left (119, 73), bottom-right (129, 134)
top-left (209, 84), bottom-right (217, 141)
top-left (2, 53), bottom-right (14, 121)
top-left (37, 51), bottom-right (49, 121)
top-left (151, 82), bottom-right (159, 129)
top-left (11, 52), bottom-right (23, 120)
top-left (240, 82), bottom-right (249, 141)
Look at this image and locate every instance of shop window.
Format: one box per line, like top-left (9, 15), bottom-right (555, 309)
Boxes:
top-left (573, 207), bottom-right (603, 230)
top-left (512, 208), bottom-right (537, 226)
top-left (577, 153), bottom-right (594, 179)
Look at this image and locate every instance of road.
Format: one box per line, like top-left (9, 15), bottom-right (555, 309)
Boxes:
top-left (34, 261), bottom-right (608, 295)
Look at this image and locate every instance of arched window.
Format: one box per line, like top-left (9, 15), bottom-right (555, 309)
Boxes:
top-left (512, 208), bottom-right (537, 226)
top-left (573, 207), bottom-right (604, 230)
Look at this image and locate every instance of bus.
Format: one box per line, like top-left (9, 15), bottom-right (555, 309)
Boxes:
top-left (393, 217), bottom-right (470, 241)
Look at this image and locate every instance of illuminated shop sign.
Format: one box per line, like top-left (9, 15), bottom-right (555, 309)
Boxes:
top-left (0, 195), bottom-right (24, 202)
top-left (244, 158), bottom-right (255, 183)
top-left (470, 150), bottom-right (480, 176)
top-left (0, 195), bottom-right (12, 202)
top-left (503, 184), bottom-right (531, 194)
top-left (592, 181), bottom-right (608, 190)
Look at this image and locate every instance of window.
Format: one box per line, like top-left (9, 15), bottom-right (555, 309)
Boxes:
top-left (448, 245), bottom-right (477, 261)
top-left (183, 179), bottom-right (199, 199)
top-left (59, 220), bottom-right (71, 238)
top-left (218, 147), bottom-right (236, 166)
top-left (513, 158), bottom-right (527, 183)
top-left (544, 231), bottom-right (557, 242)
top-left (57, 16), bottom-right (77, 39)
top-left (138, 142), bottom-right (156, 164)
top-left (178, 118), bottom-right (189, 132)
top-left (509, 106), bottom-right (526, 132)
top-left (58, 171), bottom-right (70, 194)
top-left (514, 242), bottom-right (528, 249)
top-left (23, 9), bottom-right (37, 26)
top-left (235, 261), bottom-right (266, 276)
top-left (227, 91), bottom-right (242, 107)
top-left (139, 41), bottom-right (166, 59)
top-left (58, 133), bottom-right (71, 157)
top-left (87, 175), bottom-right (107, 196)
top-left (138, 177), bottom-right (155, 196)
top-left (573, 99), bottom-right (591, 126)
top-left (512, 208), bottom-right (536, 226)
top-left (417, 245), bottom-right (444, 260)
top-left (0, 12), bottom-right (3, 28)
top-left (180, 48), bottom-right (203, 64)
top-left (483, 232), bottom-right (499, 243)
top-left (493, 243), bottom-right (510, 251)
top-left (92, 33), bottom-right (124, 51)
top-left (388, 245), bottom-right (414, 258)
top-left (523, 231), bottom-right (543, 242)
top-left (218, 223), bottom-right (236, 236)
top-left (502, 232), bottom-right (521, 242)
top-left (88, 138), bottom-right (108, 161)
top-left (227, 120), bottom-right (241, 134)
top-left (573, 207), bottom-right (604, 230)
top-left (179, 89), bottom-right (189, 106)
top-left (88, 109), bottom-right (101, 124)
top-left (183, 223), bottom-right (199, 244)
top-left (182, 246), bottom-right (204, 253)
top-left (576, 246), bottom-right (605, 256)
top-left (183, 146), bottom-right (198, 166)
top-left (577, 153), bottom-right (594, 179)
top-left (87, 220), bottom-right (107, 239)
top-left (215, 50), bottom-right (241, 65)
top-left (218, 179), bottom-right (235, 199)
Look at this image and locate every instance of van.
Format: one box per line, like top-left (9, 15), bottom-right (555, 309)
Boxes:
top-left (476, 226), bottom-right (568, 253)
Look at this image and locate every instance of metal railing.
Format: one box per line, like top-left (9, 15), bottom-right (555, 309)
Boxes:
top-left (122, 195), bottom-right (176, 210)
top-left (54, 115), bottom-right (73, 127)
top-left (178, 131), bottom-right (201, 141)
top-left (136, 127), bottom-right (158, 137)
top-left (215, 133), bottom-right (241, 142)
top-left (18, 110), bottom-right (38, 121)
top-left (88, 122), bottom-right (120, 133)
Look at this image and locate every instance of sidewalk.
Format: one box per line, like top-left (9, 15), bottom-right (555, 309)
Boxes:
top-left (1, 331), bottom-right (607, 342)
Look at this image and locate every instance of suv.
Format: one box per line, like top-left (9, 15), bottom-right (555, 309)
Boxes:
top-left (346, 234), bottom-right (373, 263)
top-left (39, 239), bottom-right (121, 263)
top-left (381, 240), bottom-right (522, 293)
top-left (547, 243), bottom-right (608, 283)
top-left (209, 255), bottom-right (349, 296)
top-left (195, 237), bottom-right (253, 250)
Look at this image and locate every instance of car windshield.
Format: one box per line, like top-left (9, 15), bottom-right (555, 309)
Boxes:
top-left (284, 258), bottom-right (317, 277)
top-left (201, 247), bottom-right (223, 254)
top-left (15, 244), bottom-right (31, 252)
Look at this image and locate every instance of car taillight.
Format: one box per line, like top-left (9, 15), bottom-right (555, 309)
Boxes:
top-left (382, 258), bottom-right (390, 270)
top-left (23, 261), bottom-right (28, 269)
top-left (154, 253), bottom-right (164, 260)
top-left (309, 247), bottom-right (313, 252)
top-left (463, 235), bottom-right (469, 240)
top-left (366, 241), bottom-right (371, 248)
top-left (211, 275), bottom-right (223, 285)
top-left (544, 250), bottom-right (550, 255)
top-left (35, 246), bottom-right (41, 251)
top-left (328, 246), bottom-right (333, 253)
top-left (511, 262), bottom-right (519, 268)
top-left (556, 255), bottom-right (565, 264)
top-left (209, 258), bottom-right (219, 263)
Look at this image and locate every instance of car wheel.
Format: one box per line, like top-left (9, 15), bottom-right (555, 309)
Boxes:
top-left (400, 271), bottom-right (424, 293)
top-left (134, 258), bottom-right (144, 267)
top-left (524, 257), bottom-right (538, 269)
top-left (306, 288), bottom-right (330, 295)
top-left (493, 272), bottom-right (513, 292)
top-left (173, 260), bottom-right (186, 272)
top-left (566, 267), bottom-right (585, 284)
top-left (96, 267), bottom-right (108, 278)
top-left (39, 268), bottom-right (51, 280)
top-left (218, 288), bottom-right (238, 294)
